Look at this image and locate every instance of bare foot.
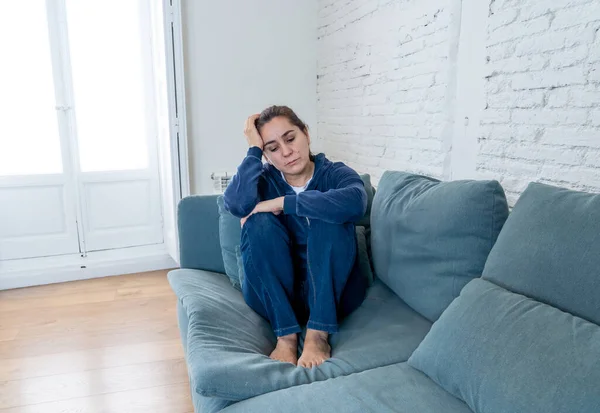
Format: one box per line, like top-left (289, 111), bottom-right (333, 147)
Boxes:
top-left (298, 329), bottom-right (331, 368)
top-left (270, 334), bottom-right (298, 365)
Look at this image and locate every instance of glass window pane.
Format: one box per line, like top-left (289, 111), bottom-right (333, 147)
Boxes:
top-left (65, 0), bottom-right (150, 172)
top-left (0, 1), bottom-right (63, 176)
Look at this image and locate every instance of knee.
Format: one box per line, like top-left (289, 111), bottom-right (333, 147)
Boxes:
top-left (308, 218), bottom-right (354, 240)
top-left (242, 213), bottom-right (284, 240)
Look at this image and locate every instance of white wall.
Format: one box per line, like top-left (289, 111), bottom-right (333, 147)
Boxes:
top-left (477, 0), bottom-right (600, 204)
top-left (316, 0), bottom-right (457, 181)
top-left (182, 0), bottom-right (318, 194)
top-left (317, 0), bottom-right (600, 205)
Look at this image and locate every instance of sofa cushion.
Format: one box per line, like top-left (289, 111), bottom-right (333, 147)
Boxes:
top-left (408, 278), bottom-right (600, 413)
top-left (355, 225), bottom-right (374, 286)
top-left (168, 268), bottom-right (431, 402)
top-left (217, 196), bottom-right (243, 290)
top-left (482, 182), bottom-right (600, 325)
top-left (176, 301), bottom-right (234, 413)
top-left (357, 173), bottom-right (375, 228)
top-left (220, 363), bottom-right (472, 413)
top-left (370, 171), bottom-right (509, 322)
top-left (178, 194), bottom-right (225, 273)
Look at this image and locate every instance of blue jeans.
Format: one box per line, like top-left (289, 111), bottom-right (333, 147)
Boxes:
top-left (240, 212), bottom-right (367, 337)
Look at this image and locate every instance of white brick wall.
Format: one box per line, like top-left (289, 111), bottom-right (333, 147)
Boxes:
top-left (316, 0), bottom-right (600, 204)
top-left (316, 0), bottom-right (457, 182)
top-left (479, 0), bottom-right (600, 203)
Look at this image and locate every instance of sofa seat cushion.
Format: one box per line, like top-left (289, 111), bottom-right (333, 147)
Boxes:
top-left (408, 278), bottom-right (600, 413)
top-left (168, 268), bottom-right (431, 402)
top-left (176, 301), bottom-right (234, 413)
top-left (220, 363), bottom-right (472, 413)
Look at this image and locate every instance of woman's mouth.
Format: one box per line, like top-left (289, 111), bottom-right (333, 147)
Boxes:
top-left (286, 159), bottom-right (299, 166)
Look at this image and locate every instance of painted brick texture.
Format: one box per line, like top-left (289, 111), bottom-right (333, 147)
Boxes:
top-left (317, 0), bottom-right (600, 204)
top-left (316, 0), bottom-right (455, 182)
top-left (480, 0), bottom-right (600, 203)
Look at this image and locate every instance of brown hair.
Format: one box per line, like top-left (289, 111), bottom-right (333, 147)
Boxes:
top-left (255, 105), bottom-right (315, 161)
top-left (256, 105), bottom-right (308, 134)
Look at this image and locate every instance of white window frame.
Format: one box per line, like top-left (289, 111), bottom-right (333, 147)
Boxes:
top-left (0, 0), bottom-right (189, 290)
top-left (164, 0), bottom-right (190, 200)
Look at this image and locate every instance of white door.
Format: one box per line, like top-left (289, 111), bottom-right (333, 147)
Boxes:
top-left (0, 1), bottom-right (81, 260)
top-left (62, 0), bottom-right (163, 252)
top-left (154, 0), bottom-right (190, 264)
top-left (1, 0), bottom-right (166, 260)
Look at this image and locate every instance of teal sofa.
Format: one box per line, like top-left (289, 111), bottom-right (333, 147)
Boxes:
top-left (168, 171), bottom-right (600, 413)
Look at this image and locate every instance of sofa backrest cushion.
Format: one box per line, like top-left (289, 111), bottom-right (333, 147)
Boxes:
top-left (217, 195), bottom-right (243, 290)
top-left (482, 182), bottom-right (600, 325)
top-left (408, 278), bottom-right (600, 413)
top-left (355, 225), bottom-right (374, 286)
top-left (178, 194), bottom-right (225, 274)
top-left (357, 174), bottom-right (375, 228)
top-left (370, 171), bottom-right (509, 322)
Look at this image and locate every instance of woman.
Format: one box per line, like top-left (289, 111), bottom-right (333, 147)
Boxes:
top-left (224, 105), bottom-right (368, 368)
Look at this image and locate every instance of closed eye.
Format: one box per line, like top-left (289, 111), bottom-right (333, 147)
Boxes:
top-left (267, 135), bottom-right (294, 152)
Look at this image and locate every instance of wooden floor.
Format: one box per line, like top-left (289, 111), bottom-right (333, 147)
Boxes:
top-left (0, 270), bottom-right (193, 413)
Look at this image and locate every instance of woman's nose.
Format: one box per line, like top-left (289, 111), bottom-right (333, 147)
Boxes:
top-left (281, 144), bottom-right (293, 156)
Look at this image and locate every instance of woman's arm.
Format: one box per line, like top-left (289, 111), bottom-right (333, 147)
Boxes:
top-left (283, 164), bottom-right (367, 224)
top-left (223, 147), bottom-right (265, 218)
top-left (223, 114), bottom-right (265, 218)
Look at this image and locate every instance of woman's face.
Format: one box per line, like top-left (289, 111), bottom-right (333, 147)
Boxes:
top-left (260, 116), bottom-right (312, 175)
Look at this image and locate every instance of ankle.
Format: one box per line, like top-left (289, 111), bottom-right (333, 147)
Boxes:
top-left (277, 333), bottom-right (298, 345)
top-left (306, 329), bottom-right (329, 341)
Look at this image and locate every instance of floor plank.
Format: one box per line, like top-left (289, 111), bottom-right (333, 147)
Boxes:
top-left (1, 339), bottom-right (184, 381)
top-left (0, 329), bottom-right (19, 342)
top-left (0, 290), bottom-right (117, 313)
top-left (0, 321), bottom-right (181, 359)
top-left (0, 383), bottom-right (193, 413)
top-left (0, 270), bottom-right (193, 412)
top-left (1, 359), bottom-right (189, 409)
top-left (1, 296), bottom-right (177, 337)
top-left (114, 284), bottom-right (175, 300)
top-left (0, 271), bottom-right (168, 300)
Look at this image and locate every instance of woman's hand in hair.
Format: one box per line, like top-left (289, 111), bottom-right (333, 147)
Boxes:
top-left (240, 197), bottom-right (285, 227)
top-left (244, 114), bottom-right (263, 150)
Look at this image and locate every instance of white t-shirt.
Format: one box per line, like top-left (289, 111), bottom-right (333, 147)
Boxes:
top-left (281, 171), bottom-right (312, 194)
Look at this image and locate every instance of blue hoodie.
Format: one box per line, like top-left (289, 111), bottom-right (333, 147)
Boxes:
top-left (224, 146), bottom-right (367, 236)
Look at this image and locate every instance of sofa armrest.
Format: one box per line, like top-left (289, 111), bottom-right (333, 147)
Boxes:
top-left (178, 195), bottom-right (225, 273)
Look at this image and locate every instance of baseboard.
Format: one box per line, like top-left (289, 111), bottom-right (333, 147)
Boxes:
top-left (0, 247), bottom-right (178, 290)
